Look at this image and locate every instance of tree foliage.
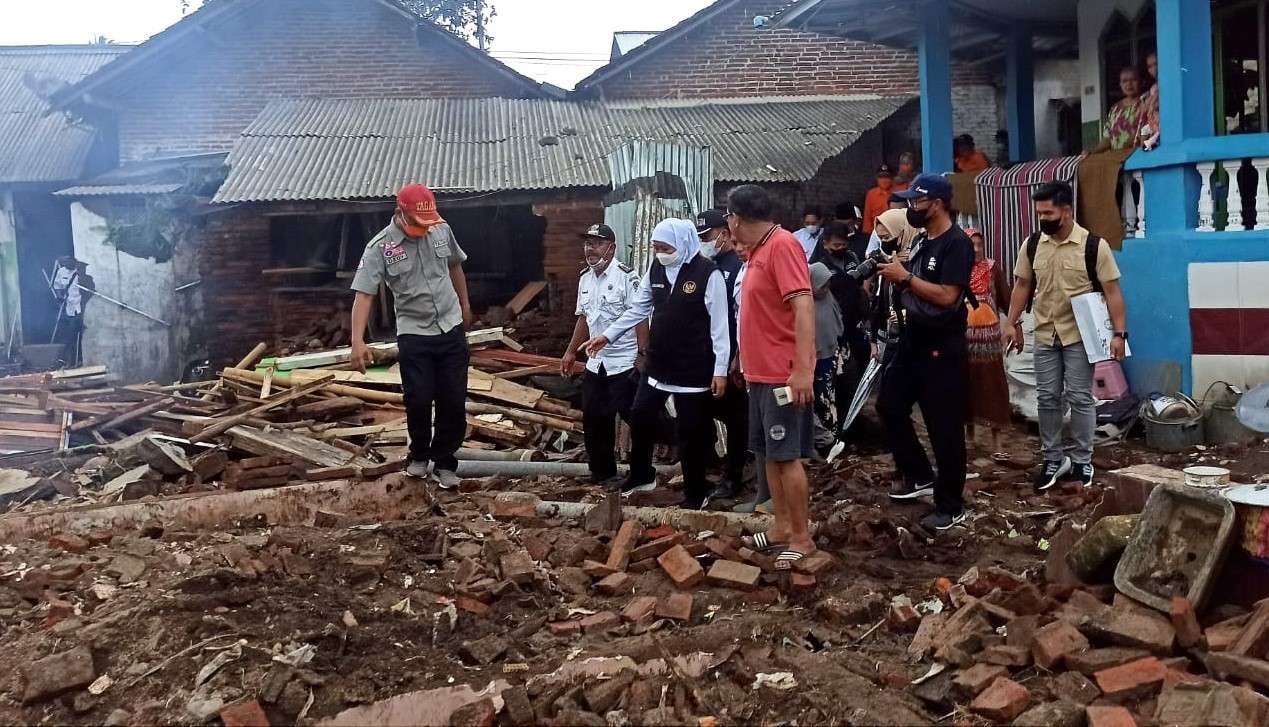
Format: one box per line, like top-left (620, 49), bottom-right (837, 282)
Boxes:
top-left (403, 0), bottom-right (494, 44)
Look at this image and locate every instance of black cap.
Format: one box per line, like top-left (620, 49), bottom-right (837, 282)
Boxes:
top-left (582, 223), bottom-right (616, 242)
top-left (696, 208), bottom-right (727, 234)
top-left (893, 173), bottom-right (953, 203)
top-left (875, 163), bottom-right (894, 177)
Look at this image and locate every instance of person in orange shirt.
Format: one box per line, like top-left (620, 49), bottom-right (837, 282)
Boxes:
top-left (954, 134), bottom-right (990, 173)
top-left (862, 163), bottom-right (895, 234)
top-left (894, 152), bottom-right (918, 191)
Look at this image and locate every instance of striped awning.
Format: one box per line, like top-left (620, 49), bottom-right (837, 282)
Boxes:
top-left (974, 156), bottom-right (1083, 276)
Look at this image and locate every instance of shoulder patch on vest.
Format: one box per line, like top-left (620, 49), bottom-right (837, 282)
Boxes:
top-left (617, 262), bottom-right (632, 273)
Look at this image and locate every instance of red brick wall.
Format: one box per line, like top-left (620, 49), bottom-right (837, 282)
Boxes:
top-left (580, 0), bottom-right (996, 100)
top-left (533, 195), bottom-right (607, 314)
top-left (109, 0), bottom-right (536, 161)
top-left (194, 207), bottom-right (272, 366)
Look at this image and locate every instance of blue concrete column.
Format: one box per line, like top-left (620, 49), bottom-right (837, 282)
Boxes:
top-left (918, 0), bottom-right (954, 173)
top-left (1155, 0), bottom-right (1214, 145)
top-left (1005, 25), bottom-right (1035, 162)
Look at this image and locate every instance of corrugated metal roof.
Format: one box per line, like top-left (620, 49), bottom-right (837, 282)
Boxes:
top-left (213, 95), bottom-right (913, 203)
top-left (53, 152), bottom-right (227, 198)
top-left (0, 45), bottom-right (130, 184)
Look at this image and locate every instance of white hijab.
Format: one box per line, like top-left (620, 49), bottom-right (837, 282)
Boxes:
top-left (651, 218), bottom-right (702, 284)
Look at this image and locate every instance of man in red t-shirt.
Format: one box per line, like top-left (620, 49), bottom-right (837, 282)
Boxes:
top-left (727, 185), bottom-right (817, 569)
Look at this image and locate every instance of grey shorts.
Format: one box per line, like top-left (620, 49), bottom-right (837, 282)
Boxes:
top-left (747, 382), bottom-right (813, 462)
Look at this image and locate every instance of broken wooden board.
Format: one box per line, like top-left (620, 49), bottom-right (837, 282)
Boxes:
top-left (471, 348), bottom-right (582, 375)
top-left (227, 425), bottom-right (377, 469)
top-left (503, 280), bottom-right (546, 317)
top-left (465, 370), bottom-right (544, 408)
top-left (267, 329), bottom-right (505, 371)
top-left (190, 373), bottom-right (335, 443)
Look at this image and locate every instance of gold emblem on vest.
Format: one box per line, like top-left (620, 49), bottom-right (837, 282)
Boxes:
top-left (682, 281), bottom-right (697, 294)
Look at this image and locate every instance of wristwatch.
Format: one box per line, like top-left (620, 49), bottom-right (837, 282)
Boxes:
top-left (1113, 331), bottom-right (1129, 341)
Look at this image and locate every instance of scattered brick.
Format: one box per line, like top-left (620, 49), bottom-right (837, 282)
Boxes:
top-left (1156, 681), bottom-right (1269, 727)
top-left (1206, 612), bottom-right (1251, 652)
top-left (999, 583), bottom-right (1048, 616)
top-left (621, 596), bottom-right (657, 624)
top-left (219, 700), bottom-right (270, 727)
top-left (1006, 614), bottom-right (1039, 650)
top-left (788, 573), bottom-right (816, 590)
top-left (1050, 671), bottom-right (1101, 706)
top-left (455, 597), bottom-right (491, 619)
top-left (642, 524), bottom-right (676, 540)
top-left (500, 686), bottom-right (535, 726)
top-left (459, 635), bottom-right (508, 666)
top-left (1171, 596), bottom-right (1203, 649)
top-left (450, 697), bottom-right (497, 727)
top-left (742, 587), bottom-right (781, 605)
top-left (548, 620), bottom-right (581, 637)
top-left (605, 521), bottom-right (643, 571)
top-left (48, 533), bottom-right (90, 554)
top-left (1084, 606), bottom-right (1176, 655)
top-left (20, 647), bottom-right (96, 704)
top-left (959, 565), bottom-right (1025, 597)
top-left (498, 552), bottom-right (535, 586)
top-left (1085, 704), bottom-right (1137, 727)
top-left (706, 560), bottom-right (761, 590)
top-left (1013, 700), bottom-right (1085, 727)
top-left (578, 611), bottom-right (621, 633)
top-left (581, 560), bottom-right (618, 579)
top-left (657, 545), bottom-right (704, 589)
top-left (887, 598), bottom-right (921, 633)
top-left (948, 584), bottom-right (972, 609)
top-left (792, 550), bottom-right (836, 576)
top-left (953, 663), bottom-right (1008, 698)
top-left (736, 547), bottom-right (775, 571)
top-left (1231, 601), bottom-right (1269, 657)
top-left (908, 613), bottom-right (948, 661)
top-left (627, 559), bottom-right (659, 574)
top-left (1065, 647), bottom-right (1152, 676)
top-left (594, 572), bottom-right (634, 596)
top-left (969, 676), bottom-right (1030, 722)
top-left (629, 534), bottom-right (686, 563)
top-left (1205, 651), bottom-right (1269, 690)
top-left (656, 593), bottom-right (693, 621)
top-left (1032, 620), bottom-right (1090, 670)
top-left (704, 538), bottom-right (742, 562)
top-left (981, 645), bottom-right (1031, 667)
top-left (1093, 656), bottom-right (1167, 700)
top-left (521, 535), bottom-right (552, 563)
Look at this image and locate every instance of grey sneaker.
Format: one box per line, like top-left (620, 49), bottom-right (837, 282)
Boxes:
top-left (1034, 456), bottom-right (1072, 492)
top-left (888, 479), bottom-right (934, 501)
top-left (405, 460), bottom-right (431, 478)
top-left (432, 468), bottom-right (461, 490)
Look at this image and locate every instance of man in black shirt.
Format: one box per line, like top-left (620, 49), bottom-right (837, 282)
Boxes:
top-left (697, 208), bottom-right (747, 503)
top-left (876, 174), bottom-right (974, 531)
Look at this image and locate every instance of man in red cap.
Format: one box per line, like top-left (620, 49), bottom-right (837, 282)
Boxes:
top-left (350, 183), bottom-right (473, 489)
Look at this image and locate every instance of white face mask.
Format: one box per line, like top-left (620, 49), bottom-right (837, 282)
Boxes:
top-left (698, 241), bottom-right (719, 259)
top-left (804, 224), bottom-right (821, 235)
top-left (655, 250), bottom-right (681, 267)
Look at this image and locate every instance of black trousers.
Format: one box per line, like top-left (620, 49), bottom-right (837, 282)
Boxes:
top-left (834, 326), bottom-right (871, 434)
top-left (398, 328), bottom-right (469, 471)
top-left (711, 379), bottom-right (748, 483)
top-left (629, 379), bottom-right (713, 504)
top-left (877, 336), bottom-right (968, 515)
top-left (581, 365), bottom-right (639, 479)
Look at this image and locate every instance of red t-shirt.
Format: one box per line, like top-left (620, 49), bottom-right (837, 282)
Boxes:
top-left (740, 227), bottom-right (813, 384)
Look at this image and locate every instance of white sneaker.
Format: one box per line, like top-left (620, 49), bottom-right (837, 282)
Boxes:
top-left (432, 468), bottom-right (461, 490)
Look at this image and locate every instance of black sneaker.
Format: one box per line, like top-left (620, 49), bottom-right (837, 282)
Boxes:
top-left (888, 479), bottom-right (934, 500)
top-left (920, 510), bottom-right (967, 531)
top-left (1034, 456), bottom-right (1072, 492)
top-left (1073, 462), bottom-right (1095, 487)
top-left (620, 473), bottom-right (657, 496)
top-left (706, 478), bottom-right (738, 503)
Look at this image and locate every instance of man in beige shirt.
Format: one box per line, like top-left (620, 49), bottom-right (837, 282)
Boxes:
top-left (1003, 182), bottom-right (1127, 491)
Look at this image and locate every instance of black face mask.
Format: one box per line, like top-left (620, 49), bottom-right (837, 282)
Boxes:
top-left (828, 248), bottom-right (848, 258)
top-left (906, 207), bottom-right (930, 229)
top-left (1038, 218), bottom-right (1063, 235)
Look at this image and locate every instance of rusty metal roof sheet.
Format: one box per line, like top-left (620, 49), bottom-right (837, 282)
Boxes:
top-left (0, 45), bottom-right (130, 184)
top-left (212, 94), bottom-right (912, 203)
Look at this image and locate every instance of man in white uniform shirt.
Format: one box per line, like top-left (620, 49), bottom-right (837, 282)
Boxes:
top-left (561, 224), bottom-right (647, 487)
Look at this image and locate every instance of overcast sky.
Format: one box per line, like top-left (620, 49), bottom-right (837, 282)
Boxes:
top-left (0, 0), bottom-right (716, 89)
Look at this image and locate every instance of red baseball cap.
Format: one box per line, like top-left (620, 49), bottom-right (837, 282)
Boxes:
top-left (397, 183), bottom-right (444, 225)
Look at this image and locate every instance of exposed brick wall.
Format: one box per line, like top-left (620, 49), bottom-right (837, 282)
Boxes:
top-left (533, 195), bottom-right (607, 314)
top-left (108, 0), bottom-right (537, 161)
top-left (193, 207), bottom-right (272, 366)
top-left (580, 0), bottom-right (996, 100)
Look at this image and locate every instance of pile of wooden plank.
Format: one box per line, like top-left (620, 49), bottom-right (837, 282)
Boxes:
top-left (0, 327), bottom-right (584, 512)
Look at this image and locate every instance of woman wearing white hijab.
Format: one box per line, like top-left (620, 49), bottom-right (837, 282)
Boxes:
top-left (586, 218), bottom-right (730, 509)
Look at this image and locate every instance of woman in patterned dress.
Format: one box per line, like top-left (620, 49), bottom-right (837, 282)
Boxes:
top-left (964, 229), bottom-right (1013, 453)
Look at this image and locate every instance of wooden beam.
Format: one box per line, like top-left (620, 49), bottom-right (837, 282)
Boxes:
top-left (503, 280), bottom-right (546, 318)
top-left (189, 373), bottom-right (334, 443)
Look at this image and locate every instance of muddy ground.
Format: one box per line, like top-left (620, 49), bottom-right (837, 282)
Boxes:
top-left (1, 413), bottom-right (1266, 725)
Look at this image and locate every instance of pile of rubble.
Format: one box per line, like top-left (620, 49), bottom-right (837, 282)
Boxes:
top-left (0, 327), bottom-right (585, 515)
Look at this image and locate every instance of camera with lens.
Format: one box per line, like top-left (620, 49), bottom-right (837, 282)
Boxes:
top-left (846, 249), bottom-right (891, 281)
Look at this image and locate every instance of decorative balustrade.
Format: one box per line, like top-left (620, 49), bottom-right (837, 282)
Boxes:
top-left (1184, 156), bottom-right (1269, 233)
